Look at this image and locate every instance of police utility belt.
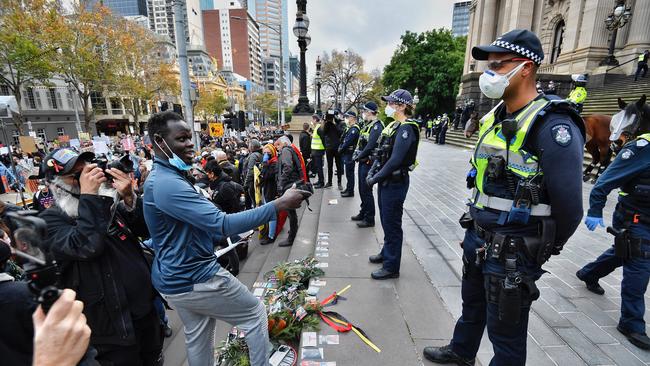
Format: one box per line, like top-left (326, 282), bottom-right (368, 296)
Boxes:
top-left (609, 203), bottom-right (650, 260)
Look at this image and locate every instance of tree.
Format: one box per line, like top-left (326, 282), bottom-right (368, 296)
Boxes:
top-left (55, 3), bottom-right (122, 133)
top-left (0, 0), bottom-right (65, 133)
top-left (113, 19), bottom-right (179, 134)
top-left (195, 89), bottom-right (228, 123)
top-left (254, 92), bottom-right (279, 122)
top-left (319, 49), bottom-right (379, 113)
top-left (382, 29), bottom-right (466, 118)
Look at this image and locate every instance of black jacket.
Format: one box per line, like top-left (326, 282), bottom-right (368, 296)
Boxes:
top-left (299, 131), bottom-right (311, 158)
top-left (260, 159), bottom-right (278, 202)
top-left (277, 146), bottom-right (302, 193)
top-left (210, 173), bottom-right (244, 214)
top-left (219, 160), bottom-right (241, 184)
top-left (323, 121), bottom-right (342, 150)
top-left (39, 195), bottom-right (155, 346)
top-left (243, 151), bottom-right (263, 189)
top-left (0, 275), bottom-right (36, 366)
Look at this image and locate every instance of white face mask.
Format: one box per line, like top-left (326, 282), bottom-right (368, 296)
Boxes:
top-left (385, 105), bottom-right (396, 118)
top-left (479, 61), bottom-right (528, 99)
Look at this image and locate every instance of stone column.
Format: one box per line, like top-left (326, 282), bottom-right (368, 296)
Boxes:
top-left (463, 1), bottom-right (479, 74)
top-left (563, 0), bottom-right (586, 52)
top-left (479, 0), bottom-right (499, 45)
top-left (577, 0), bottom-right (613, 50)
top-left (509, 0), bottom-right (534, 30)
top-left (626, 0), bottom-right (650, 47)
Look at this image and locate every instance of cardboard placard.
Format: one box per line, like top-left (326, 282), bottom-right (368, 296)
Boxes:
top-left (18, 136), bottom-right (37, 153)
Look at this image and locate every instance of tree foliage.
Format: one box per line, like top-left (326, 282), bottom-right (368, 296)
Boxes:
top-left (195, 89), bottom-right (228, 123)
top-left (253, 92), bottom-right (279, 120)
top-left (320, 49), bottom-right (380, 112)
top-left (382, 29), bottom-right (466, 118)
top-left (113, 19), bottom-right (179, 134)
top-left (0, 0), bottom-right (65, 132)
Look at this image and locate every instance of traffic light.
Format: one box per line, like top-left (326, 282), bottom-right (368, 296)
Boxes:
top-left (237, 111), bottom-right (245, 131)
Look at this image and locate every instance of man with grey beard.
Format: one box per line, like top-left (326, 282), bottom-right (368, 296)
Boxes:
top-left (37, 148), bottom-right (163, 366)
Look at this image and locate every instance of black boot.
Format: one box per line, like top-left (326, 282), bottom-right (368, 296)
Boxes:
top-left (357, 220), bottom-right (374, 228)
top-left (368, 253), bottom-right (383, 263)
top-left (351, 213), bottom-right (364, 221)
top-left (576, 270), bottom-right (605, 295)
top-left (422, 344), bottom-right (475, 365)
top-left (259, 237), bottom-right (275, 245)
top-left (324, 182), bottom-right (332, 188)
top-left (278, 237), bottom-right (294, 247)
top-left (618, 325), bottom-right (650, 350)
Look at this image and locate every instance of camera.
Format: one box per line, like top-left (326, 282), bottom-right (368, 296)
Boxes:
top-left (92, 155), bottom-right (135, 183)
top-left (6, 211), bottom-right (61, 313)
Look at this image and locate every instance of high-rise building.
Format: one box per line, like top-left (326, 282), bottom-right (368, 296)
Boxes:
top-left (202, 8), bottom-right (263, 85)
top-left (451, 1), bottom-right (471, 37)
top-left (262, 57), bottom-right (280, 92)
top-left (288, 55), bottom-right (298, 78)
top-left (147, 0), bottom-right (204, 48)
top-left (253, 0), bottom-right (289, 95)
top-left (87, 0), bottom-right (148, 17)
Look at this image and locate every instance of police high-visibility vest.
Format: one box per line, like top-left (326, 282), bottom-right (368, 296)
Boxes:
top-left (640, 53), bottom-right (647, 63)
top-left (470, 98), bottom-right (552, 213)
top-left (357, 119), bottom-right (383, 150)
top-left (427, 120), bottom-right (433, 128)
top-left (377, 120), bottom-right (420, 171)
top-left (567, 86), bottom-right (587, 104)
top-left (311, 127), bottom-right (324, 150)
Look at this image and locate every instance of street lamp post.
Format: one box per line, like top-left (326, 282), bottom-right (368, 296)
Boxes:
top-left (292, 11), bottom-right (314, 114)
top-left (315, 57), bottom-right (322, 114)
top-left (600, 0), bottom-right (632, 66)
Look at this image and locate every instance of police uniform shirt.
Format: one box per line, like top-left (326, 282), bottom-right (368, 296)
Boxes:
top-left (340, 124), bottom-right (360, 154)
top-left (588, 137), bottom-right (650, 219)
top-left (357, 120), bottom-right (383, 160)
top-left (373, 122), bottom-right (418, 181)
top-left (471, 95), bottom-right (585, 245)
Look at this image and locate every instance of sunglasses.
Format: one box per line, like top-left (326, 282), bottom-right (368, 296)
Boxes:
top-left (486, 57), bottom-right (530, 71)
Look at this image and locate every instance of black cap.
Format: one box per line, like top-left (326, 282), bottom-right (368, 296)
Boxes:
top-left (343, 111), bottom-right (357, 118)
top-left (381, 89), bottom-right (413, 106)
top-left (31, 148), bottom-right (95, 181)
top-left (363, 101), bottom-right (378, 113)
top-left (312, 113), bottom-right (321, 121)
top-left (472, 29), bottom-right (544, 66)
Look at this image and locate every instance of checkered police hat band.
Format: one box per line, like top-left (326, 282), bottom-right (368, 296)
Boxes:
top-left (491, 40), bottom-right (542, 65)
top-left (390, 95), bottom-right (412, 105)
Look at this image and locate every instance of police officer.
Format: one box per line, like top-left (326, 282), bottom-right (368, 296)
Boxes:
top-left (567, 74), bottom-right (588, 114)
top-left (576, 127), bottom-right (650, 350)
top-left (366, 89), bottom-right (420, 280)
top-left (433, 116), bottom-right (442, 143)
top-left (426, 117), bottom-right (434, 139)
top-left (423, 29), bottom-right (585, 365)
top-left (635, 50), bottom-right (649, 82)
top-left (310, 114), bottom-right (326, 188)
top-left (352, 101), bottom-right (383, 228)
top-left (438, 113), bottom-right (449, 145)
top-left (339, 111), bottom-right (360, 197)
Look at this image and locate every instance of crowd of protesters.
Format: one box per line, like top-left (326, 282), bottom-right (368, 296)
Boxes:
top-left (0, 111), bottom-right (309, 366)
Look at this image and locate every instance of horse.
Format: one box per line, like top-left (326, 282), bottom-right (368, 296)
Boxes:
top-left (611, 94), bottom-right (650, 147)
top-left (582, 114), bottom-right (613, 183)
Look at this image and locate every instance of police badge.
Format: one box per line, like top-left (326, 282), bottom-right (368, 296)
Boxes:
top-left (402, 130), bottom-right (409, 139)
top-left (551, 124), bottom-right (572, 147)
top-left (621, 149), bottom-right (634, 160)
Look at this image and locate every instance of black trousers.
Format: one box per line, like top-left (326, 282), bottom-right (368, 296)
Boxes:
top-left (95, 310), bottom-right (163, 366)
top-left (312, 150), bottom-right (325, 184)
top-left (325, 149), bottom-right (343, 185)
top-left (635, 62), bottom-right (648, 81)
top-left (287, 209), bottom-right (298, 240)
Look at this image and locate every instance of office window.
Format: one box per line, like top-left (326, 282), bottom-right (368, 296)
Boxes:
top-left (12, 130), bottom-right (19, 145)
top-left (37, 128), bottom-right (47, 141)
top-left (90, 91), bottom-right (107, 114)
top-left (57, 127), bottom-right (65, 136)
top-left (110, 98), bottom-right (122, 115)
top-left (0, 85), bottom-right (9, 96)
top-left (47, 88), bottom-right (58, 109)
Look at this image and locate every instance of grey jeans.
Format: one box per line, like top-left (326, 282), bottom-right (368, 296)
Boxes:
top-left (162, 268), bottom-right (270, 366)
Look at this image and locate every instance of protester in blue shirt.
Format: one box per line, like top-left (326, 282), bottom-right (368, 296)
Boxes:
top-left (142, 111), bottom-right (306, 366)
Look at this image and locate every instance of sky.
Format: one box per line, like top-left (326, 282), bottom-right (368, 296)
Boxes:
top-left (287, 0), bottom-right (459, 77)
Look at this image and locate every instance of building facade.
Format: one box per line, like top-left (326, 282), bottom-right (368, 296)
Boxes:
top-left (459, 0), bottom-right (650, 113)
top-left (253, 0), bottom-right (289, 95)
top-left (452, 1), bottom-right (471, 37)
top-left (202, 8), bottom-right (263, 86)
top-left (147, 0), bottom-right (204, 47)
top-left (87, 0), bottom-right (148, 16)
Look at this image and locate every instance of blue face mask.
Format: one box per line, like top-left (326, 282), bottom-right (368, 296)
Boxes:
top-left (155, 138), bottom-right (193, 171)
top-left (263, 153), bottom-right (270, 162)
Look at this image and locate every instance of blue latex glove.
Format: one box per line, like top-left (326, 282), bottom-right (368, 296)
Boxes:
top-left (467, 167), bottom-right (477, 178)
top-left (584, 216), bottom-right (605, 231)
